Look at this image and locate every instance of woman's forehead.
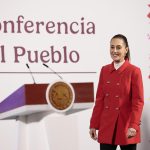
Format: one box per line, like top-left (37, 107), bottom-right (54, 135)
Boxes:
top-left (110, 38), bottom-right (125, 45)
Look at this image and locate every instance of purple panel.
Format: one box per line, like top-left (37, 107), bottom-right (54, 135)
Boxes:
top-left (0, 85), bottom-right (26, 113)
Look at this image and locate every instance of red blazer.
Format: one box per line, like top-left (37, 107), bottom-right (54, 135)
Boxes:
top-left (90, 60), bottom-right (144, 145)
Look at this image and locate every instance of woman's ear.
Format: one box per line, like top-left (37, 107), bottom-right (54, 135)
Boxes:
top-left (126, 47), bottom-right (129, 53)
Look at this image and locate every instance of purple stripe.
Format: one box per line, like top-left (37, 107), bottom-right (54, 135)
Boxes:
top-left (0, 85), bottom-right (26, 113)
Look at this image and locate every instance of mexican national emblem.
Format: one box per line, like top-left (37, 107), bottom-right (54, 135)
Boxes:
top-left (46, 81), bottom-right (75, 112)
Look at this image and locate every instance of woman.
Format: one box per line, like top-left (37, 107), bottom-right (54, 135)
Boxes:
top-left (89, 34), bottom-right (144, 150)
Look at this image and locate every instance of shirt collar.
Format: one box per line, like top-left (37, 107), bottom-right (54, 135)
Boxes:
top-left (114, 60), bottom-right (125, 70)
top-left (110, 59), bottom-right (129, 74)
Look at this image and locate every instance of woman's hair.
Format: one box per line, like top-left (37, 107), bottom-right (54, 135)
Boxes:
top-left (111, 34), bottom-right (130, 61)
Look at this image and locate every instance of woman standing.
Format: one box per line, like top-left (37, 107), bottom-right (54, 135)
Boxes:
top-left (89, 34), bottom-right (144, 150)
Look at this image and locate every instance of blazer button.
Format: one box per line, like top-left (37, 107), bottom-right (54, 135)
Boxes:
top-left (106, 93), bottom-right (109, 97)
top-left (105, 106), bottom-right (109, 109)
top-left (115, 107), bottom-right (119, 110)
top-left (106, 81), bottom-right (110, 84)
top-left (115, 95), bottom-right (119, 98)
top-left (116, 83), bottom-right (120, 85)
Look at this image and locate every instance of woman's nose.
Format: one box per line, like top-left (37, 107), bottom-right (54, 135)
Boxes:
top-left (113, 47), bottom-right (117, 52)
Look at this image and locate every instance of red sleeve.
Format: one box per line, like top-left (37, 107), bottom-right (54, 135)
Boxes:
top-left (90, 67), bottom-right (105, 129)
top-left (129, 68), bottom-right (144, 131)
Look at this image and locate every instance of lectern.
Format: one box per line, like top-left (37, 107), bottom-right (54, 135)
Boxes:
top-left (0, 82), bottom-right (94, 119)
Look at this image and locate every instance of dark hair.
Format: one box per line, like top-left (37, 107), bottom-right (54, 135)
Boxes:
top-left (111, 34), bottom-right (130, 61)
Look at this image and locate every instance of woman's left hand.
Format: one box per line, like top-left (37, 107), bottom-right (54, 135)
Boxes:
top-left (126, 128), bottom-right (136, 138)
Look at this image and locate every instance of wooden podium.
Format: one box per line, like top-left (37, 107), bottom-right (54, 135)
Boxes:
top-left (0, 82), bottom-right (94, 119)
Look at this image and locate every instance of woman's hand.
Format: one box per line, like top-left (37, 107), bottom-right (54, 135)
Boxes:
top-left (126, 128), bottom-right (136, 138)
top-left (89, 128), bottom-right (98, 140)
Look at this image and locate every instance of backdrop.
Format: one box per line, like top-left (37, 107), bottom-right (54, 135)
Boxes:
top-left (0, 0), bottom-right (149, 150)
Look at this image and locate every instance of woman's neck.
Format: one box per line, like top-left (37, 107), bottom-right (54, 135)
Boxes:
top-left (114, 60), bottom-right (125, 70)
top-left (114, 59), bottom-right (125, 64)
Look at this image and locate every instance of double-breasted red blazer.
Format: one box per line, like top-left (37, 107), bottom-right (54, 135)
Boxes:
top-left (90, 60), bottom-right (144, 145)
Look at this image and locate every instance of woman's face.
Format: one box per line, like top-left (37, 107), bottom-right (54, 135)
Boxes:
top-left (110, 38), bottom-right (128, 63)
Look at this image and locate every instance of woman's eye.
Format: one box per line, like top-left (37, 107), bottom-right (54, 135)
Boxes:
top-left (116, 46), bottom-right (121, 50)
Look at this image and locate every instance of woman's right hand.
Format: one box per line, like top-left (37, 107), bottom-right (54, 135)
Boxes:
top-left (89, 128), bottom-right (98, 140)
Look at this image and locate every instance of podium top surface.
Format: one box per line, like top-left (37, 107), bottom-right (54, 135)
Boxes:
top-left (0, 83), bottom-right (94, 113)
